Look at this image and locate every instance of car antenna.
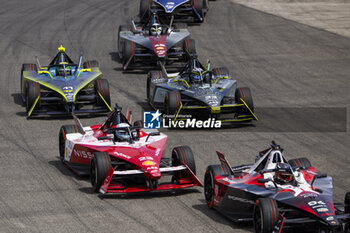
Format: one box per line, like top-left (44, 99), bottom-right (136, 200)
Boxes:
top-left (35, 55), bottom-right (41, 69)
top-left (78, 52), bottom-right (83, 69)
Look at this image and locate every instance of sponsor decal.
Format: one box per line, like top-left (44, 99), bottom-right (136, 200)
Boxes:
top-left (142, 161), bottom-right (156, 166)
top-left (300, 193), bottom-right (318, 198)
top-left (155, 148), bottom-right (161, 157)
top-left (139, 156), bottom-right (154, 161)
top-left (227, 195), bottom-right (254, 204)
top-left (146, 166), bottom-right (158, 170)
top-left (143, 110), bottom-right (161, 129)
top-left (163, 118), bottom-right (221, 129)
top-left (321, 213), bottom-right (333, 216)
top-left (73, 149), bottom-right (93, 159)
top-left (165, 2), bottom-right (175, 11)
top-left (63, 86), bottom-right (73, 92)
top-left (113, 151), bottom-right (131, 159)
top-left (326, 216), bottom-right (334, 221)
top-left (307, 200), bottom-right (326, 207)
top-left (317, 208), bottom-right (329, 212)
top-left (331, 221), bottom-right (337, 225)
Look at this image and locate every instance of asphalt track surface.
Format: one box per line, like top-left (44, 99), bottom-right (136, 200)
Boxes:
top-left (0, 0), bottom-right (349, 232)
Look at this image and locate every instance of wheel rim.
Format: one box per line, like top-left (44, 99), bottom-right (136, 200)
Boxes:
top-left (254, 206), bottom-right (263, 233)
top-left (204, 172), bottom-right (213, 205)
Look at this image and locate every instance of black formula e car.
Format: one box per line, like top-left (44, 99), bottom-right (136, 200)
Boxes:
top-left (139, 0), bottom-right (209, 23)
top-left (147, 57), bottom-right (257, 122)
top-left (21, 45), bottom-right (112, 118)
top-left (118, 13), bottom-right (196, 71)
top-left (204, 141), bottom-right (350, 233)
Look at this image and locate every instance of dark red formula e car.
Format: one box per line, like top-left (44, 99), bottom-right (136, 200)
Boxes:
top-left (59, 105), bottom-right (202, 194)
top-left (118, 13), bottom-right (195, 71)
top-left (204, 141), bottom-right (350, 233)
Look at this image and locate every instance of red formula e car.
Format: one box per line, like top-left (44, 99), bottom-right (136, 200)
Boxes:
top-left (59, 105), bottom-right (202, 194)
top-left (204, 141), bottom-right (350, 233)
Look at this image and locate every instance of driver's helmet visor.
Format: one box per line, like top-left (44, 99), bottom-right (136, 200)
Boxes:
top-left (277, 172), bottom-right (293, 182)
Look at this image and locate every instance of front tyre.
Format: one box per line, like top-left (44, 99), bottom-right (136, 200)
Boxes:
top-left (172, 146), bottom-right (196, 181)
top-left (25, 81), bottom-right (40, 114)
top-left (164, 91), bottom-right (181, 116)
top-left (235, 87), bottom-right (254, 115)
top-left (95, 79), bottom-right (111, 110)
top-left (90, 152), bottom-right (111, 192)
top-left (59, 125), bottom-right (77, 163)
top-left (253, 198), bottom-right (279, 233)
top-left (204, 165), bottom-right (227, 208)
top-left (83, 60), bottom-right (99, 68)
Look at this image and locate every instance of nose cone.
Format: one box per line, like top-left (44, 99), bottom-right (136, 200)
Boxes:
top-left (141, 160), bottom-right (161, 179)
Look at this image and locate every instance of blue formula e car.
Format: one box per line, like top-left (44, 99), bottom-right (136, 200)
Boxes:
top-left (139, 0), bottom-right (210, 24)
top-left (20, 45), bottom-right (112, 118)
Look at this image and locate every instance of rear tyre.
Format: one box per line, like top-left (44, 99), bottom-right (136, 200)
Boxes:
top-left (172, 146), bottom-right (196, 180)
top-left (90, 152), bottom-right (111, 192)
top-left (139, 0), bottom-right (151, 23)
top-left (25, 81), bottom-right (40, 114)
top-left (204, 165), bottom-right (227, 208)
top-left (192, 0), bottom-right (204, 22)
top-left (118, 25), bottom-right (132, 60)
top-left (83, 60), bottom-right (99, 68)
top-left (147, 71), bottom-right (167, 103)
top-left (95, 79), bottom-right (111, 110)
top-left (345, 192), bottom-right (350, 214)
top-left (21, 64), bottom-right (37, 100)
top-left (183, 39), bottom-right (196, 60)
top-left (212, 67), bottom-right (229, 77)
top-left (164, 91), bottom-right (181, 115)
top-left (254, 198), bottom-right (279, 233)
top-left (235, 87), bottom-right (254, 115)
top-left (133, 120), bottom-right (143, 128)
top-left (59, 125), bottom-right (78, 163)
top-left (288, 157), bottom-right (312, 169)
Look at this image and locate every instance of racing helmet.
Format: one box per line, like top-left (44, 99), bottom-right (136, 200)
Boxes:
top-left (274, 163), bottom-right (294, 185)
top-left (150, 23), bottom-right (162, 37)
top-left (190, 60), bottom-right (204, 84)
top-left (114, 123), bottom-right (131, 142)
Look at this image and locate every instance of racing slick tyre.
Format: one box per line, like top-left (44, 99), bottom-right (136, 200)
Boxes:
top-left (173, 23), bottom-right (188, 30)
top-left (118, 25), bottom-right (132, 60)
top-left (172, 146), bottom-right (196, 181)
top-left (212, 67), bottom-right (229, 77)
top-left (288, 157), bottom-right (312, 169)
top-left (183, 39), bottom-right (197, 60)
top-left (59, 125), bottom-right (79, 163)
top-left (122, 40), bottom-right (135, 65)
top-left (164, 91), bottom-right (181, 116)
top-left (21, 64), bottom-right (37, 100)
top-left (235, 87), bottom-right (254, 115)
top-left (147, 71), bottom-right (167, 103)
top-left (254, 198), bottom-right (279, 233)
top-left (25, 81), bottom-right (40, 114)
top-left (139, 0), bottom-right (151, 23)
top-left (133, 120), bottom-right (143, 128)
top-left (90, 152), bottom-right (111, 192)
top-left (345, 192), bottom-right (350, 214)
top-left (95, 79), bottom-right (111, 110)
top-left (83, 60), bottom-right (99, 68)
top-left (192, 0), bottom-right (204, 21)
top-left (204, 164), bottom-right (228, 209)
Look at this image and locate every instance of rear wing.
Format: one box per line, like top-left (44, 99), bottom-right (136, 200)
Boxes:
top-left (216, 151), bottom-right (234, 175)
